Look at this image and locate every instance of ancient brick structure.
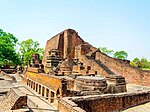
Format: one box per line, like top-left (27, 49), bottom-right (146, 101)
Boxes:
top-left (58, 90), bottom-right (150, 112)
top-left (42, 29), bottom-right (85, 67)
top-left (42, 29), bottom-right (150, 86)
top-left (75, 76), bottom-right (107, 95)
top-left (22, 29), bottom-right (150, 112)
top-left (45, 49), bottom-right (62, 73)
top-left (0, 88), bottom-right (27, 111)
top-left (30, 53), bottom-right (44, 72)
top-left (4, 29), bottom-right (150, 111)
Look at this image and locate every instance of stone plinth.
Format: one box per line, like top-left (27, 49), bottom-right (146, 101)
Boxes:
top-left (75, 76), bottom-right (107, 93)
top-left (106, 75), bottom-right (127, 93)
top-left (106, 75), bottom-right (126, 85)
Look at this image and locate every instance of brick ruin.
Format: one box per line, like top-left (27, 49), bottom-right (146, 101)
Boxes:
top-left (41, 29), bottom-right (150, 86)
top-left (21, 29), bottom-right (150, 112)
top-left (0, 88), bottom-right (27, 111)
top-left (58, 90), bottom-right (150, 112)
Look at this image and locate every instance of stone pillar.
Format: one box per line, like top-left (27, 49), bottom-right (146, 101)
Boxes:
top-left (54, 92), bottom-right (57, 105)
top-left (44, 88), bottom-right (47, 99)
top-left (28, 80), bottom-right (30, 87)
top-left (32, 82), bottom-right (35, 90)
top-left (38, 85), bottom-right (40, 94)
top-left (29, 80), bottom-right (31, 87)
top-left (41, 86), bottom-right (43, 95)
top-left (30, 81), bottom-right (33, 88)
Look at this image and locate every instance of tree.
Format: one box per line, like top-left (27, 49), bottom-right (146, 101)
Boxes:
top-left (0, 29), bottom-right (21, 68)
top-left (99, 47), bottom-right (114, 56)
top-left (99, 47), bottom-right (128, 60)
top-left (130, 58), bottom-right (150, 70)
top-left (130, 57), bottom-right (140, 67)
top-left (99, 46), bottom-right (150, 70)
top-left (139, 58), bottom-right (150, 70)
top-left (113, 51), bottom-right (128, 60)
top-left (19, 39), bottom-right (44, 65)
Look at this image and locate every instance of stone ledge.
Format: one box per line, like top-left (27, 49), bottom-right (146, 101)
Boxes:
top-left (58, 97), bottom-right (86, 112)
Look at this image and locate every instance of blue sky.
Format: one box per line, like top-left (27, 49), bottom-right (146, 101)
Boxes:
top-left (0, 0), bottom-right (150, 60)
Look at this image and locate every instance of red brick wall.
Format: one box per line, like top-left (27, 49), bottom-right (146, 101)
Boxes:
top-left (73, 91), bottom-right (150, 112)
top-left (63, 29), bottom-right (85, 59)
top-left (42, 29), bottom-right (150, 86)
top-left (42, 33), bottom-right (60, 66)
top-left (58, 98), bottom-right (86, 112)
top-left (42, 29), bottom-right (85, 67)
top-left (81, 55), bottom-right (109, 77)
top-left (95, 51), bottom-right (150, 86)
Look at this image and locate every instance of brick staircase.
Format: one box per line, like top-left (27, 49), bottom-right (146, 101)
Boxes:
top-left (94, 60), bottom-right (114, 75)
top-left (83, 55), bottom-right (115, 75)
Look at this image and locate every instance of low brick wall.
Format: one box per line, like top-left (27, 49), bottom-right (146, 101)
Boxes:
top-left (95, 52), bottom-right (150, 86)
top-left (1, 69), bottom-right (16, 74)
top-left (25, 71), bottom-right (62, 92)
top-left (9, 88), bottom-right (27, 110)
top-left (27, 98), bottom-right (40, 112)
top-left (59, 90), bottom-right (150, 112)
top-left (73, 91), bottom-right (150, 112)
top-left (0, 88), bottom-right (27, 111)
top-left (11, 96), bottom-right (27, 110)
top-left (58, 97), bottom-right (86, 112)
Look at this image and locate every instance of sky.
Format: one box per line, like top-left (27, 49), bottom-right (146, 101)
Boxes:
top-left (0, 0), bottom-right (150, 60)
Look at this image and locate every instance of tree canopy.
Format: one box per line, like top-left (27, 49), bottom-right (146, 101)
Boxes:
top-left (0, 28), bottom-right (149, 71)
top-left (99, 46), bottom-right (150, 70)
top-left (19, 39), bottom-right (44, 65)
top-left (99, 47), bottom-right (128, 60)
top-left (0, 29), bottom-right (21, 68)
top-left (113, 51), bottom-right (128, 60)
top-left (130, 58), bottom-right (150, 70)
top-left (99, 47), bottom-right (114, 56)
